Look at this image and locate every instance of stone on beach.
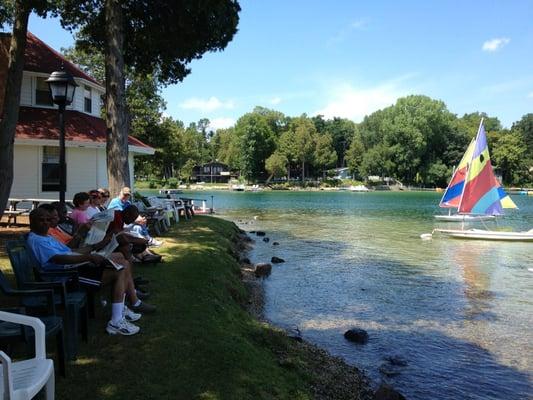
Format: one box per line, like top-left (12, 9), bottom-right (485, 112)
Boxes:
top-left (271, 256), bottom-right (285, 263)
top-left (254, 262), bottom-right (272, 277)
top-left (344, 328), bottom-right (369, 344)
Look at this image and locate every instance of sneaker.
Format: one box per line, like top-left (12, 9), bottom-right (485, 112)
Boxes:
top-left (123, 305), bottom-right (142, 322)
top-left (130, 301), bottom-right (156, 314)
top-left (106, 318), bottom-right (140, 336)
top-left (136, 289), bottom-right (150, 300)
top-left (148, 238), bottom-right (163, 247)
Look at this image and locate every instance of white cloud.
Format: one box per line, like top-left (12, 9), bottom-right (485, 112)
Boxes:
top-left (269, 97), bottom-right (282, 105)
top-left (208, 117), bottom-right (235, 130)
top-left (179, 96), bottom-right (235, 112)
top-left (482, 37), bottom-right (510, 52)
top-left (327, 18), bottom-right (369, 45)
top-left (314, 81), bottom-right (408, 122)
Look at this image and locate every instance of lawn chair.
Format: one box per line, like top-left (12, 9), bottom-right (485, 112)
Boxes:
top-left (0, 271), bottom-right (66, 377)
top-left (132, 200), bottom-right (168, 236)
top-left (146, 196), bottom-right (178, 226)
top-left (0, 311), bottom-right (55, 399)
top-left (5, 240), bottom-right (88, 361)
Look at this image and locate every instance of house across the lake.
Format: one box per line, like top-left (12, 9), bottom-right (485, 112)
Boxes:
top-left (0, 31), bottom-right (154, 200)
top-left (192, 161), bottom-right (237, 183)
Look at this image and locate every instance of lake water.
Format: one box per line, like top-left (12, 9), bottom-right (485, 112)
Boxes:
top-left (178, 190), bottom-right (533, 399)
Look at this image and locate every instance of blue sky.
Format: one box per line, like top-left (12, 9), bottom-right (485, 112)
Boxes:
top-left (25, 0), bottom-right (533, 129)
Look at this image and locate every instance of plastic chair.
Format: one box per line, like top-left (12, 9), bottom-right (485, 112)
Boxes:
top-left (0, 271), bottom-right (66, 377)
top-left (0, 311), bottom-right (55, 400)
top-left (5, 240), bottom-right (89, 360)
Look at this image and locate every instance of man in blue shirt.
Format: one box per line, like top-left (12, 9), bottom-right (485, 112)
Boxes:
top-left (27, 208), bottom-right (144, 336)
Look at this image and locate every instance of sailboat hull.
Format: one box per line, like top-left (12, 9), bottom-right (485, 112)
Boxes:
top-left (435, 228), bottom-right (533, 241)
top-left (434, 214), bottom-right (496, 222)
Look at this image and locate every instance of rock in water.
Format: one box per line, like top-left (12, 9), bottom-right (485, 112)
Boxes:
top-left (272, 242), bottom-right (280, 246)
top-left (374, 383), bottom-right (406, 400)
top-left (344, 328), bottom-right (369, 344)
top-left (262, 237), bottom-right (270, 243)
top-left (271, 256), bottom-right (285, 264)
top-left (254, 263), bottom-right (272, 277)
top-left (256, 231), bottom-right (266, 236)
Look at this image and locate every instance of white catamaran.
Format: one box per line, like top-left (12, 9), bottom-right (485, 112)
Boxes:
top-left (433, 119), bottom-right (533, 241)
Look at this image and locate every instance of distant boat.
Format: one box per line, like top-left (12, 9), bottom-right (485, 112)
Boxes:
top-left (349, 185), bottom-right (369, 192)
top-left (434, 119), bottom-right (532, 241)
top-left (231, 184), bottom-right (245, 191)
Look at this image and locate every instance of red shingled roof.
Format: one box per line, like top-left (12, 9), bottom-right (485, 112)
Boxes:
top-left (22, 31), bottom-right (101, 86)
top-left (16, 106), bottom-right (152, 150)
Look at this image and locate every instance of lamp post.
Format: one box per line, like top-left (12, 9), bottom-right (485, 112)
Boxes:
top-left (46, 70), bottom-right (78, 204)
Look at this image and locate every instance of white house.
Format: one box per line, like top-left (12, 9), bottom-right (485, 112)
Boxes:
top-left (0, 31), bottom-right (154, 200)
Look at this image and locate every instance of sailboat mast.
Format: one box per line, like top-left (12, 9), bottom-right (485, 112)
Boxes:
top-left (457, 118), bottom-right (484, 213)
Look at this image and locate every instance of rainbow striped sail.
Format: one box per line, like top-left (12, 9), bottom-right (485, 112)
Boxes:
top-left (439, 138), bottom-right (475, 208)
top-left (457, 120), bottom-right (517, 215)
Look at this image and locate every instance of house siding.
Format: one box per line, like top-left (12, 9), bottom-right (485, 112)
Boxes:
top-left (12, 145), bottom-right (40, 198)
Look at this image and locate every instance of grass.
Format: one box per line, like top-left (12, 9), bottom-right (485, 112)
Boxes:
top-left (1, 217), bottom-right (318, 399)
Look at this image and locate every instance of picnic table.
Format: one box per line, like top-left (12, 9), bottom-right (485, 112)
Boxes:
top-left (3, 198), bottom-right (66, 226)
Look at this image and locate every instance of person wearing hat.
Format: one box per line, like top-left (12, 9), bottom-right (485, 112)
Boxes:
top-left (107, 187), bottom-right (132, 211)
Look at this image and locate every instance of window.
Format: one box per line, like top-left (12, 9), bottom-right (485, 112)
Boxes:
top-left (84, 85), bottom-right (92, 113)
top-left (42, 146), bottom-right (63, 191)
top-left (35, 77), bottom-right (53, 106)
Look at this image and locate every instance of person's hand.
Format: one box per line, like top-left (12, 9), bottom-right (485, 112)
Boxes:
top-left (77, 222), bottom-right (93, 236)
top-left (89, 254), bottom-right (105, 265)
top-left (94, 236), bottom-right (112, 251)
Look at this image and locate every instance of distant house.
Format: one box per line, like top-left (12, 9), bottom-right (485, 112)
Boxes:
top-left (0, 32), bottom-right (154, 199)
top-left (192, 161), bottom-right (237, 183)
top-left (332, 167), bottom-right (352, 180)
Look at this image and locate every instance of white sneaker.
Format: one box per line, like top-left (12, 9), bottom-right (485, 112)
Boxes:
top-left (106, 318), bottom-right (140, 336)
top-left (148, 238), bottom-right (163, 247)
top-left (123, 305), bottom-right (142, 322)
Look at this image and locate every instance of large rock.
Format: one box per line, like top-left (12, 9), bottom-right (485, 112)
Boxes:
top-left (344, 328), bottom-right (369, 344)
top-left (374, 383), bottom-right (406, 400)
top-left (254, 263), bottom-right (272, 277)
top-left (271, 256), bottom-right (285, 264)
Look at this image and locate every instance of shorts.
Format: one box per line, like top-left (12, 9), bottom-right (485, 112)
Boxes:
top-left (77, 263), bottom-right (104, 287)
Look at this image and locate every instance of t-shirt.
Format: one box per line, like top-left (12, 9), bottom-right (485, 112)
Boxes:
top-left (27, 232), bottom-right (73, 271)
top-left (71, 208), bottom-right (90, 225)
top-left (107, 197), bottom-right (130, 211)
top-left (48, 226), bottom-right (72, 244)
top-left (86, 206), bottom-right (100, 218)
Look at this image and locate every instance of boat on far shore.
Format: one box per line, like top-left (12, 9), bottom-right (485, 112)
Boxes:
top-left (349, 185), bottom-right (370, 192)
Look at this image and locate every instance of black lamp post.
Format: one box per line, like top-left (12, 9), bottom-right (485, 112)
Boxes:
top-left (46, 70), bottom-right (78, 204)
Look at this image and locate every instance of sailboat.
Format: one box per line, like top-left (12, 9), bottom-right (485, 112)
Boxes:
top-left (434, 120), bottom-right (533, 241)
top-left (435, 138), bottom-right (496, 221)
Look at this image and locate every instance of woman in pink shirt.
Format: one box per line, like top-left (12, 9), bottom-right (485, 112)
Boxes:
top-left (70, 192), bottom-right (91, 225)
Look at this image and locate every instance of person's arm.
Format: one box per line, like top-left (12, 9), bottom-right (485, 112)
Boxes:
top-left (49, 253), bottom-right (105, 265)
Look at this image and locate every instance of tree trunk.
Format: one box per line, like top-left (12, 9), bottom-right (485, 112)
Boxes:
top-left (301, 160), bottom-right (305, 183)
top-left (0, 2), bottom-right (30, 219)
top-left (104, 0), bottom-right (130, 196)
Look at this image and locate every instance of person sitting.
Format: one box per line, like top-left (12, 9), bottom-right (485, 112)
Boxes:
top-left (27, 208), bottom-right (144, 335)
top-left (97, 188), bottom-right (111, 210)
top-left (71, 192), bottom-right (91, 226)
top-left (86, 189), bottom-right (103, 218)
top-left (108, 187), bottom-right (162, 247)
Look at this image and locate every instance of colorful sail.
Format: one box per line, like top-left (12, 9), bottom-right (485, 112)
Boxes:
top-left (458, 121), bottom-right (509, 215)
top-left (439, 138), bottom-right (475, 208)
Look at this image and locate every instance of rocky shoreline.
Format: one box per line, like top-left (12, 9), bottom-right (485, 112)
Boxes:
top-left (234, 229), bottom-right (406, 400)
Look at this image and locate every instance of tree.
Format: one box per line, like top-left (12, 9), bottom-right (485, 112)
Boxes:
top-left (492, 131), bottom-right (528, 185)
top-left (278, 129), bottom-right (297, 180)
top-left (511, 113), bottom-right (533, 163)
top-left (0, 0), bottom-right (59, 218)
top-left (265, 152), bottom-right (288, 182)
top-left (344, 135), bottom-right (364, 178)
top-left (313, 133), bottom-right (337, 178)
top-left (59, 0), bottom-right (241, 194)
top-left (291, 116), bottom-right (316, 182)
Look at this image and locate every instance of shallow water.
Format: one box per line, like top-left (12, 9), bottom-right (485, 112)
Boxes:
top-left (181, 190), bottom-right (533, 399)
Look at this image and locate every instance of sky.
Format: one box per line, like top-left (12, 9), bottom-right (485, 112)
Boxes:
top-left (24, 0), bottom-right (533, 130)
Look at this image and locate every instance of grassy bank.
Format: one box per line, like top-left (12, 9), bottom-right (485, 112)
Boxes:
top-left (0, 217), bottom-right (371, 399)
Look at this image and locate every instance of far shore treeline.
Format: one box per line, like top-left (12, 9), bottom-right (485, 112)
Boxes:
top-left (64, 47), bottom-right (533, 188)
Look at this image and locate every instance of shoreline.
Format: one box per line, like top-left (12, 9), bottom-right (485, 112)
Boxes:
top-left (235, 230), bottom-right (377, 400)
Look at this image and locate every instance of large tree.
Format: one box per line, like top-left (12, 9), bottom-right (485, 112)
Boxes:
top-left (59, 0), bottom-right (240, 194)
top-left (0, 0), bottom-right (58, 218)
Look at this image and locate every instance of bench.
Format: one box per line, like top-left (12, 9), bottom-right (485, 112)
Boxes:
top-left (2, 210), bottom-right (26, 226)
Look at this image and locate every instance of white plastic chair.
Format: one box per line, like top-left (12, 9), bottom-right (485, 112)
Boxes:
top-left (147, 196), bottom-right (178, 225)
top-left (0, 311), bottom-right (54, 400)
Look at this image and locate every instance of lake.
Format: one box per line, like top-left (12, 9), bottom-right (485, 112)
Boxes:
top-left (176, 190), bottom-right (533, 399)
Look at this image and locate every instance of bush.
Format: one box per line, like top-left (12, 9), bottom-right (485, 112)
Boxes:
top-left (167, 178), bottom-right (179, 188)
top-left (149, 179), bottom-right (158, 189)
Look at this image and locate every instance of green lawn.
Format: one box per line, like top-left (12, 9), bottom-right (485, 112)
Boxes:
top-left (0, 216), bottom-right (370, 399)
